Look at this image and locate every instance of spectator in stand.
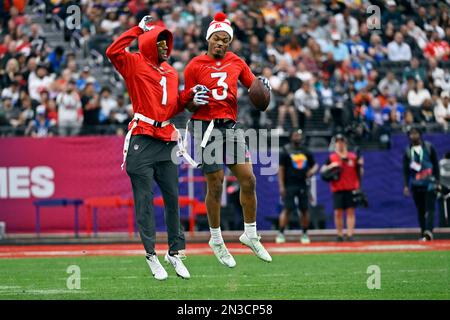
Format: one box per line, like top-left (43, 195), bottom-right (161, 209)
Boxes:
top-left (294, 80), bottom-right (319, 130)
top-left (326, 32), bottom-right (350, 63)
top-left (99, 87), bottom-right (118, 123)
top-left (28, 64), bottom-right (53, 102)
top-left (387, 32), bottom-right (412, 62)
top-left (382, 0), bottom-right (403, 27)
top-left (76, 66), bottom-right (100, 92)
top-left (435, 91), bottom-right (450, 131)
top-left (47, 46), bottom-right (65, 75)
top-left (403, 57), bottom-right (426, 82)
top-left (56, 79), bottom-right (82, 136)
top-left (25, 104), bottom-right (54, 137)
top-left (438, 152), bottom-right (450, 227)
top-left (80, 82), bottom-right (100, 135)
top-left (408, 79), bottom-right (431, 109)
top-left (383, 94), bottom-right (406, 128)
top-left (424, 31), bottom-right (450, 61)
top-left (378, 71), bottom-right (401, 98)
top-left (419, 98), bottom-right (436, 125)
top-left (367, 33), bottom-right (388, 64)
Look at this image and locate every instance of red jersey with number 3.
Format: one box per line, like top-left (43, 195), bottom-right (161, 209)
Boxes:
top-left (183, 51), bottom-right (256, 121)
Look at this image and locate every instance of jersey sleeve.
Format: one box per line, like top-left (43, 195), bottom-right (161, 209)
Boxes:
top-left (279, 148), bottom-right (289, 168)
top-left (238, 59), bottom-right (256, 89)
top-left (105, 26), bottom-right (143, 78)
top-left (178, 61), bottom-right (197, 107)
top-left (306, 150), bottom-right (316, 169)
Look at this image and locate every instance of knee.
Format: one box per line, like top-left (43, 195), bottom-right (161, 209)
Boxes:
top-left (240, 174), bottom-right (256, 194)
top-left (334, 210), bottom-right (343, 218)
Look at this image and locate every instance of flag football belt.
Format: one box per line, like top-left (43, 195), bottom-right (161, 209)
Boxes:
top-left (194, 119), bottom-right (236, 148)
top-left (121, 113), bottom-right (171, 170)
top-left (121, 113), bottom-right (200, 170)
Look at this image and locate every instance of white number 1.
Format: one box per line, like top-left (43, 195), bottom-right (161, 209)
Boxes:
top-left (159, 76), bottom-right (167, 105)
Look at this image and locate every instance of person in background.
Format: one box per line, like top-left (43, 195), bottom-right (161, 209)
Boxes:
top-left (56, 79), bottom-right (83, 136)
top-left (438, 152), bottom-right (450, 227)
top-left (321, 134), bottom-right (363, 242)
top-left (25, 104), bottom-right (54, 137)
top-left (276, 129), bottom-right (318, 244)
top-left (403, 127), bottom-right (440, 241)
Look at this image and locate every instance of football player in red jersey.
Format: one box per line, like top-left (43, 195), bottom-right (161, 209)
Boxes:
top-left (106, 16), bottom-right (207, 280)
top-left (182, 13), bottom-right (272, 267)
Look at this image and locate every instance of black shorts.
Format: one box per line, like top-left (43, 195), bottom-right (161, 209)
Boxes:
top-left (333, 190), bottom-right (356, 210)
top-left (283, 186), bottom-right (309, 212)
top-left (192, 119), bottom-right (251, 174)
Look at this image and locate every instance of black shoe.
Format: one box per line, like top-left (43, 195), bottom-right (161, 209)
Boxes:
top-left (336, 236), bottom-right (344, 242)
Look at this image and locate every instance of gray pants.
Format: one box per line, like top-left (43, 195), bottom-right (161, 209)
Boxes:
top-left (126, 134), bottom-right (185, 254)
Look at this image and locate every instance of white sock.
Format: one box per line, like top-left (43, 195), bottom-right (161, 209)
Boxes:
top-left (244, 222), bottom-right (257, 239)
top-left (210, 227), bottom-right (223, 245)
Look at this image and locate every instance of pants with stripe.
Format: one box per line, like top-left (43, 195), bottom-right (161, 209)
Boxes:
top-left (126, 134), bottom-right (185, 254)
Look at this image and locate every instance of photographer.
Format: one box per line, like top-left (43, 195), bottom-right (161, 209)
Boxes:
top-left (403, 128), bottom-right (440, 240)
top-left (321, 134), bottom-right (364, 242)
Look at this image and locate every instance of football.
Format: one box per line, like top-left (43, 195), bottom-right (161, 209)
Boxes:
top-left (249, 78), bottom-right (270, 111)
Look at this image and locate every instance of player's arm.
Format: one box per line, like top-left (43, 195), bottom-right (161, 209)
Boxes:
top-left (106, 16), bottom-right (153, 77)
top-left (239, 59), bottom-right (271, 92)
top-left (178, 62), bottom-right (209, 112)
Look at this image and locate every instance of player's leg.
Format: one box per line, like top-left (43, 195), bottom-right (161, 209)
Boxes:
top-left (276, 208), bottom-right (291, 243)
top-left (298, 188), bottom-right (310, 244)
top-left (346, 207), bottom-right (355, 241)
top-left (154, 160), bottom-right (190, 279)
top-left (412, 187), bottom-right (427, 238)
top-left (204, 168), bottom-right (236, 267)
top-left (333, 191), bottom-right (344, 241)
top-left (126, 135), bottom-right (167, 280)
top-left (423, 190), bottom-right (436, 240)
top-left (229, 162), bottom-right (272, 262)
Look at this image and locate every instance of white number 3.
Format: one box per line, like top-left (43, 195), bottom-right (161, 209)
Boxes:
top-left (211, 72), bottom-right (228, 101)
top-left (159, 76), bottom-right (167, 105)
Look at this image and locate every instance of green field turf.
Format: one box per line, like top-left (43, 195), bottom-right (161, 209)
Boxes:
top-left (0, 251), bottom-right (449, 300)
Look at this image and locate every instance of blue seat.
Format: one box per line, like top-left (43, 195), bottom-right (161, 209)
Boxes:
top-left (33, 198), bottom-right (84, 237)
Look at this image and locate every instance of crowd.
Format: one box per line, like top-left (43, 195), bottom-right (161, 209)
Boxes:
top-left (0, 0), bottom-right (449, 144)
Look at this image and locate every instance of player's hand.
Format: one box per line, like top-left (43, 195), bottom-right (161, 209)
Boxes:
top-left (258, 76), bottom-right (272, 91)
top-left (403, 186), bottom-right (410, 197)
top-left (192, 85), bottom-right (210, 106)
top-left (138, 15), bottom-right (153, 32)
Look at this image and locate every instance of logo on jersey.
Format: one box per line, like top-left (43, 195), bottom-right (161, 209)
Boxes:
top-left (290, 153), bottom-right (308, 170)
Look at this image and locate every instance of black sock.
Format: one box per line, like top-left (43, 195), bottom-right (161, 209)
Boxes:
top-left (145, 252), bottom-right (156, 259)
top-left (302, 228), bottom-right (308, 234)
top-left (279, 227), bottom-right (285, 234)
top-left (169, 251), bottom-right (178, 256)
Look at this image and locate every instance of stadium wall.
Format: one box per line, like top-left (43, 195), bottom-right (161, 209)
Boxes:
top-left (0, 134), bottom-right (448, 234)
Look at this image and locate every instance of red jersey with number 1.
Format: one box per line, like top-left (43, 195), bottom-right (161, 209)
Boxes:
top-left (183, 51), bottom-right (256, 121)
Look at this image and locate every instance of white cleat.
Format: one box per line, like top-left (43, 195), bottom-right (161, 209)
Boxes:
top-left (275, 233), bottom-right (286, 244)
top-left (146, 254), bottom-right (168, 280)
top-left (301, 234), bottom-right (311, 244)
top-left (208, 239), bottom-right (236, 268)
top-left (164, 252), bottom-right (191, 279)
top-left (239, 233), bottom-right (272, 262)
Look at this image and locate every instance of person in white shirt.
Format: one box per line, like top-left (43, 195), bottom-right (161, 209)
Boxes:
top-left (387, 32), bottom-right (412, 62)
top-left (408, 80), bottom-right (431, 108)
top-left (435, 91), bottom-right (450, 131)
top-left (378, 71), bottom-right (401, 97)
top-left (56, 79), bottom-right (82, 136)
top-left (294, 80), bottom-right (319, 129)
top-left (28, 64), bottom-right (54, 102)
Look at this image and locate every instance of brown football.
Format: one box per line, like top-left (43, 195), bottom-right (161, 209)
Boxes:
top-left (249, 78), bottom-right (270, 111)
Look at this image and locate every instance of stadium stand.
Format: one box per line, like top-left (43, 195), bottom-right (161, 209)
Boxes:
top-left (0, 0), bottom-right (449, 151)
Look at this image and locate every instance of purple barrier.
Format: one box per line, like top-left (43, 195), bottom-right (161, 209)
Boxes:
top-left (254, 133), bottom-right (450, 230)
